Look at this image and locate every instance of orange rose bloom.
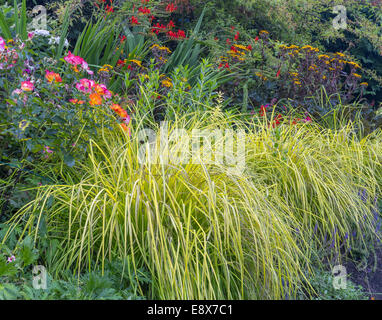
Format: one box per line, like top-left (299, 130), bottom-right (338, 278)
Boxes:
top-left (89, 93), bottom-right (102, 105)
top-left (94, 84), bottom-right (105, 95)
top-left (45, 70), bottom-right (62, 83)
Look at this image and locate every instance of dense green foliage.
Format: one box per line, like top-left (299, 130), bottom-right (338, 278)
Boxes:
top-left (0, 0), bottom-right (381, 300)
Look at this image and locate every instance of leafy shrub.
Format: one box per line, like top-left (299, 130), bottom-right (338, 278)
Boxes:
top-left (0, 35), bottom-right (130, 166)
top-left (189, 0), bottom-right (382, 106)
top-left (306, 270), bottom-right (368, 300)
top-left (0, 224), bottom-right (149, 300)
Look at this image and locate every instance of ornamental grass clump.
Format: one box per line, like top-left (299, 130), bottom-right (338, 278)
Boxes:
top-left (4, 109), bottom-right (382, 300)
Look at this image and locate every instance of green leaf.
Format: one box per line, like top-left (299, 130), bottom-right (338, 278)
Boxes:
top-left (64, 154), bottom-right (75, 167)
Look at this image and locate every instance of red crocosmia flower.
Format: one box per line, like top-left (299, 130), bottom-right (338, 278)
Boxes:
top-left (218, 63), bottom-right (223, 69)
top-left (167, 30), bottom-right (176, 38)
top-left (234, 32), bottom-right (239, 41)
top-left (255, 36), bottom-right (259, 41)
top-left (119, 35), bottom-right (126, 43)
top-left (127, 65), bottom-right (132, 70)
top-left (177, 30), bottom-right (186, 38)
top-left (167, 20), bottom-right (175, 29)
top-left (271, 115), bottom-right (282, 128)
top-left (117, 59), bottom-right (125, 67)
top-left (166, 3), bottom-right (177, 12)
top-left (259, 105), bottom-right (267, 117)
top-left (152, 23), bottom-right (166, 35)
top-left (214, 37), bottom-right (218, 41)
top-left (167, 29), bottom-right (186, 39)
top-left (138, 7), bottom-right (151, 14)
top-left (226, 38), bottom-right (231, 45)
top-left (231, 26), bottom-right (235, 30)
top-left (105, 5), bottom-right (114, 13)
top-left (230, 45), bottom-right (238, 52)
top-left (130, 16), bottom-right (140, 25)
top-left (247, 44), bottom-right (252, 51)
top-left (273, 114), bottom-right (283, 127)
top-left (276, 69), bottom-right (281, 78)
top-left (224, 63), bottom-right (230, 69)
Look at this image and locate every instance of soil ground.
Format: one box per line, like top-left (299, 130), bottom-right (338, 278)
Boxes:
top-left (345, 245), bottom-right (382, 300)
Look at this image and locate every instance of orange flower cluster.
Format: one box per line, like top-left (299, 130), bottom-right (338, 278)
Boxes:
top-left (45, 70), bottom-right (62, 83)
top-left (89, 93), bottom-right (103, 106)
top-left (110, 103), bottom-right (128, 118)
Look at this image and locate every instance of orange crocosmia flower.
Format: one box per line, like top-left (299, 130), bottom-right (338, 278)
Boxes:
top-left (89, 93), bottom-right (102, 105)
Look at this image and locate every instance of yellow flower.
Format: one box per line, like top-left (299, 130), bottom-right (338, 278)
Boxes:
top-left (98, 65), bottom-right (112, 73)
top-left (159, 46), bottom-right (171, 53)
top-left (161, 78), bottom-right (173, 88)
top-left (150, 44), bottom-right (172, 53)
top-left (255, 72), bottom-right (267, 81)
top-left (302, 45), bottom-right (319, 52)
top-left (348, 61), bottom-right (361, 69)
top-left (360, 82), bottom-right (368, 87)
top-left (130, 59), bottom-right (142, 67)
top-left (352, 73), bottom-right (362, 78)
top-left (233, 44), bottom-right (250, 51)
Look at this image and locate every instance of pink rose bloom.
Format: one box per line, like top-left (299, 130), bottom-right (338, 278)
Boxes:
top-left (64, 51), bottom-right (84, 65)
top-left (12, 89), bottom-right (23, 95)
top-left (76, 78), bottom-right (94, 93)
top-left (44, 146), bottom-right (53, 154)
top-left (75, 82), bottom-right (86, 92)
top-left (7, 255), bottom-right (16, 263)
top-left (80, 60), bottom-right (94, 75)
top-left (64, 51), bottom-right (94, 75)
top-left (80, 78), bottom-right (95, 89)
top-left (100, 84), bottom-right (112, 99)
top-left (21, 81), bottom-right (34, 92)
top-left (0, 37), bottom-right (5, 51)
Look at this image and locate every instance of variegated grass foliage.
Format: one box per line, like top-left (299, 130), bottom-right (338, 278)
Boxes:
top-left (4, 110), bottom-right (382, 299)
